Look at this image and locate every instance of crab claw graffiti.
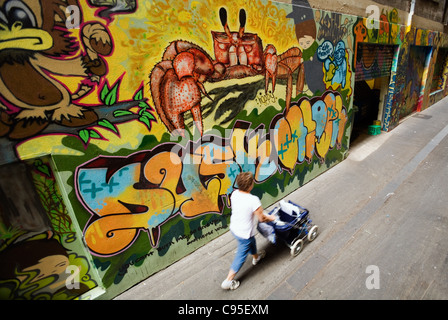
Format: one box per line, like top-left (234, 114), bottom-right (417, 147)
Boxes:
top-left (149, 7), bottom-right (306, 136)
top-left (150, 41), bottom-right (221, 136)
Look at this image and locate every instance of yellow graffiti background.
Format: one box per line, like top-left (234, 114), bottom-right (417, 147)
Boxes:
top-left (16, 0), bottom-right (297, 160)
top-left (109, 0), bottom-right (296, 91)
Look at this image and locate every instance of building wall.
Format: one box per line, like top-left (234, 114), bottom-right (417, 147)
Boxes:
top-left (0, 0), bottom-right (446, 300)
top-left (0, 157), bottom-right (103, 299)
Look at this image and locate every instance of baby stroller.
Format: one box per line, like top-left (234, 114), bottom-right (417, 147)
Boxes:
top-left (258, 200), bottom-right (318, 257)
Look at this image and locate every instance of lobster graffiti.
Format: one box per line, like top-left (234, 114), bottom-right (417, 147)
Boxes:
top-left (150, 7), bottom-right (305, 136)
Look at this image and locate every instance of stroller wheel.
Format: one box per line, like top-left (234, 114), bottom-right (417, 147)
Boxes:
top-left (307, 225), bottom-right (318, 242)
top-left (290, 239), bottom-right (303, 257)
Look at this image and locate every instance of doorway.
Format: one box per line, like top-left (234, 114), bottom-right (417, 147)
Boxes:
top-left (351, 43), bottom-right (396, 144)
top-left (351, 78), bottom-right (388, 143)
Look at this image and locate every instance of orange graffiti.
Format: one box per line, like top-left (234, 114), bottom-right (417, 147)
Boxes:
top-left (77, 91), bottom-right (347, 256)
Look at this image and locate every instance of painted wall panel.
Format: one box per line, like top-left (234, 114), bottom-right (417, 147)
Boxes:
top-left (0, 158), bottom-right (101, 299)
top-left (0, 0), bottom-right (355, 299)
top-left (0, 0), bottom-right (445, 299)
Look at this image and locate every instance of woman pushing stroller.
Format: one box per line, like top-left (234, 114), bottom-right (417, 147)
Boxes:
top-left (221, 172), bottom-right (276, 290)
top-left (222, 172), bottom-right (318, 290)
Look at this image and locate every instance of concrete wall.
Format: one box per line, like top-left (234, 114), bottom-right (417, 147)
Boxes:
top-left (0, 0), bottom-right (447, 300)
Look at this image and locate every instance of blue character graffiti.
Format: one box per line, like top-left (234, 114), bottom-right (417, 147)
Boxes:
top-left (317, 40), bottom-right (349, 90)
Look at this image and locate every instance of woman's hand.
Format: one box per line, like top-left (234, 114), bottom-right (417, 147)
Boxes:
top-left (255, 207), bottom-right (276, 222)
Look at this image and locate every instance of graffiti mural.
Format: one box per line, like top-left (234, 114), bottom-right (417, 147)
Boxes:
top-left (351, 8), bottom-right (445, 131)
top-left (19, 0), bottom-right (448, 300)
top-left (0, 0), bottom-right (156, 164)
top-left (4, 0), bottom-right (447, 301)
top-left (355, 44), bottom-right (396, 81)
top-left (7, 0), bottom-right (447, 300)
top-left (88, 0), bottom-right (137, 21)
top-left (76, 91), bottom-right (347, 256)
top-left (287, 0), bottom-right (325, 95)
top-left (390, 28), bottom-right (439, 128)
top-left (317, 40), bottom-right (352, 94)
top-left (0, 0), bottom-right (112, 140)
top-left (149, 7), bottom-right (305, 136)
top-left (0, 158), bottom-right (98, 299)
top-left (352, 10), bottom-right (405, 73)
top-left (398, 45), bottom-right (432, 119)
top-left (316, 10), bottom-right (354, 45)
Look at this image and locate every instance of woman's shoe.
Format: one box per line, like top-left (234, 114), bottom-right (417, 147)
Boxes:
top-left (221, 279), bottom-right (240, 290)
top-left (252, 250), bottom-right (266, 265)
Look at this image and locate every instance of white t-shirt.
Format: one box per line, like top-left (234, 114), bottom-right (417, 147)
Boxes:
top-left (230, 190), bottom-right (262, 239)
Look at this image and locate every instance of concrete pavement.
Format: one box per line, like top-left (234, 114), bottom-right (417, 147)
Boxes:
top-left (115, 97), bottom-right (448, 300)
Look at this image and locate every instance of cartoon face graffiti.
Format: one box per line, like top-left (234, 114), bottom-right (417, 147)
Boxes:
top-left (0, 0), bottom-right (113, 140)
top-left (0, 0), bottom-right (53, 51)
top-left (333, 41), bottom-right (345, 65)
top-left (318, 40), bottom-right (349, 90)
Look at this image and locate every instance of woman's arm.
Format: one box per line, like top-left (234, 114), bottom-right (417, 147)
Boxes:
top-left (254, 207), bottom-right (276, 223)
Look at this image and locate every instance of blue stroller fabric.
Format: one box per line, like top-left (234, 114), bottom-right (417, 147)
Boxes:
top-left (258, 200), bottom-right (308, 243)
top-left (257, 221), bottom-right (276, 244)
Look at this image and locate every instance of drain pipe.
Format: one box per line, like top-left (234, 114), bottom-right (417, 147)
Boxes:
top-left (406, 0), bottom-right (415, 33)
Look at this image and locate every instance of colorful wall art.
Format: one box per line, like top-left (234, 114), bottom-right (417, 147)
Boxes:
top-left (1, 0), bottom-right (447, 299)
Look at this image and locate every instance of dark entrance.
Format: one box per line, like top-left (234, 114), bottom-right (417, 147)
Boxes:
top-left (351, 43), bottom-right (396, 143)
